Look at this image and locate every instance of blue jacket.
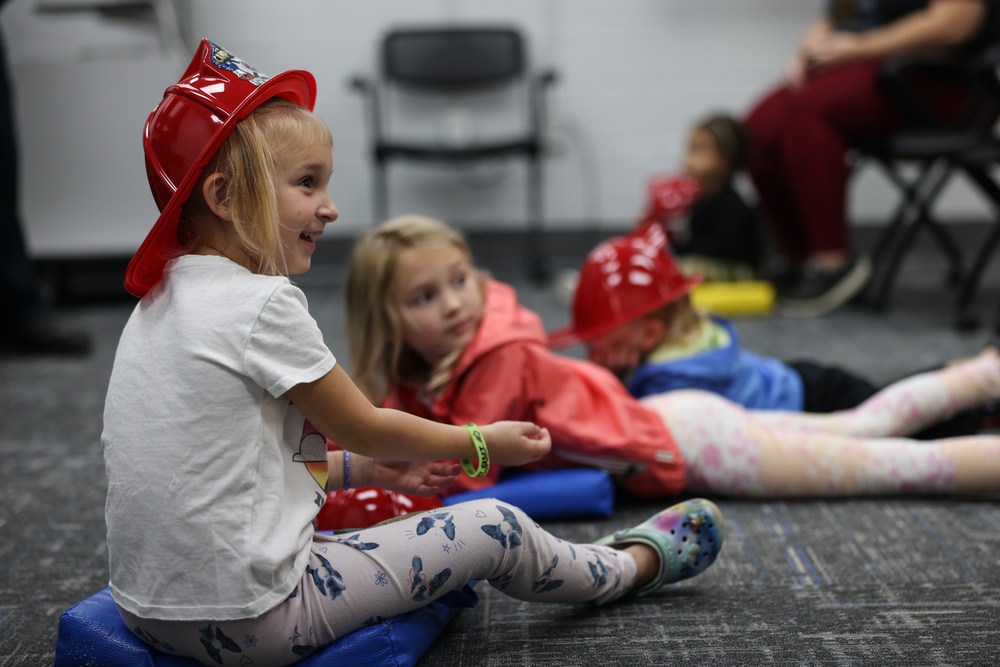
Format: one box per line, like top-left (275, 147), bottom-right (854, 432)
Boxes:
top-left (628, 317), bottom-right (804, 411)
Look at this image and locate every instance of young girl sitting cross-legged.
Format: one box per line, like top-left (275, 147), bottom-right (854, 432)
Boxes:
top-left (100, 40), bottom-right (724, 667)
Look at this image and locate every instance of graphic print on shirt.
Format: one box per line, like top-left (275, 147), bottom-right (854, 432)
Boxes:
top-left (293, 419), bottom-right (329, 492)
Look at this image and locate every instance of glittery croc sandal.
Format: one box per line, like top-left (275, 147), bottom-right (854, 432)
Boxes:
top-left (596, 498), bottom-right (724, 597)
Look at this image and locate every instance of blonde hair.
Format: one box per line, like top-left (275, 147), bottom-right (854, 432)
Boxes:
top-left (649, 294), bottom-right (708, 349)
top-left (345, 214), bottom-right (483, 403)
top-left (179, 98), bottom-right (332, 276)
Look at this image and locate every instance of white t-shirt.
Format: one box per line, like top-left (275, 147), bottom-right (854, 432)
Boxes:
top-left (102, 255), bottom-right (336, 621)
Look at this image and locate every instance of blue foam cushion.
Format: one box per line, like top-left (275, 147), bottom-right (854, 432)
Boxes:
top-left (443, 468), bottom-right (615, 519)
top-left (54, 586), bottom-right (470, 667)
top-left (55, 469), bottom-right (611, 665)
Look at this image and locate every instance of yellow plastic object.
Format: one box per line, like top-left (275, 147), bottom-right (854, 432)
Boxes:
top-left (690, 281), bottom-right (776, 316)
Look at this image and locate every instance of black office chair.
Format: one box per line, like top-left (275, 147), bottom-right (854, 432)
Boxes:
top-left (350, 27), bottom-right (558, 282)
top-left (855, 45), bottom-right (1000, 329)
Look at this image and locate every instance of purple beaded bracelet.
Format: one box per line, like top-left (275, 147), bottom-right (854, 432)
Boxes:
top-left (342, 451), bottom-right (352, 490)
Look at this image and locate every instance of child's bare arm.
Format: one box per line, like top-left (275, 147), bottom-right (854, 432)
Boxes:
top-left (288, 364), bottom-right (551, 465)
top-left (327, 449), bottom-right (462, 496)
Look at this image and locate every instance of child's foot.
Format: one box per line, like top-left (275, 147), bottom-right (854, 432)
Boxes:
top-left (596, 498), bottom-right (723, 597)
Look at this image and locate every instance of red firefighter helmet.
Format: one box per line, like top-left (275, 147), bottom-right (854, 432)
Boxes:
top-left (644, 173), bottom-right (701, 221)
top-left (125, 39), bottom-right (316, 298)
top-left (316, 487), bottom-right (445, 532)
top-left (548, 224), bottom-right (701, 349)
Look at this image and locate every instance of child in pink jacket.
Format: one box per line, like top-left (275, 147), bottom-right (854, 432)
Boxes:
top-left (345, 215), bottom-right (1000, 499)
top-left (346, 215), bottom-right (684, 499)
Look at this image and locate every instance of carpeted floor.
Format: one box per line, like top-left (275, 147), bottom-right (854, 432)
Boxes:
top-left (2, 227), bottom-right (1000, 666)
top-left (426, 497), bottom-right (1000, 666)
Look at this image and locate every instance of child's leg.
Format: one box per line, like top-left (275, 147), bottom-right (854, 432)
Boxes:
top-left (118, 500), bottom-right (639, 666)
top-left (755, 348), bottom-right (1000, 437)
top-left (643, 389), bottom-right (1000, 497)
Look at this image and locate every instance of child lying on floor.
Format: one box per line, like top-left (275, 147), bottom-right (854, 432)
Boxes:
top-left (549, 225), bottom-right (987, 441)
top-left (346, 214), bottom-right (1000, 499)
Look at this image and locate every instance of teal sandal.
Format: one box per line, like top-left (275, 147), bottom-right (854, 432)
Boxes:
top-left (596, 498), bottom-right (723, 597)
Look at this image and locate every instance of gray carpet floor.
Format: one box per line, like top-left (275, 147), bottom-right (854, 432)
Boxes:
top-left (3, 227), bottom-right (1000, 666)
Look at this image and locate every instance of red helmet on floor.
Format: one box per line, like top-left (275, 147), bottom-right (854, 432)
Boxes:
top-left (125, 39), bottom-right (317, 298)
top-left (548, 224), bottom-right (701, 349)
top-left (644, 173), bottom-right (701, 222)
top-left (316, 487), bottom-right (444, 531)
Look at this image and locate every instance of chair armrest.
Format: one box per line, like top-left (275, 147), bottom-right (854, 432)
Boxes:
top-left (883, 47), bottom-right (1000, 82)
top-left (347, 74), bottom-right (383, 144)
top-left (349, 74), bottom-right (372, 95)
top-left (536, 69), bottom-right (559, 88)
top-left (878, 48), bottom-right (1000, 128)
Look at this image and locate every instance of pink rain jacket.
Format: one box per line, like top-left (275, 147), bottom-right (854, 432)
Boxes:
top-left (385, 280), bottom-right (685, 498)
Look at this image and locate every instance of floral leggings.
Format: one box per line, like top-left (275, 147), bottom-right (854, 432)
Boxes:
top-left (117, 500), bottom-right (636, 667)
top-left (643, 349), bottom-right (1000, 496)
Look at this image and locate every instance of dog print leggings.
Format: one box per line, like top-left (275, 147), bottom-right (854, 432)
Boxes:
top-left (117, 499), bottom-right (637, 666)
top-left (643, 348), bottom-right (1000, 496)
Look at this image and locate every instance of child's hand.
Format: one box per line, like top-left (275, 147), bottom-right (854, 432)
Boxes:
top-left (479, 421), bottom-right (551, 466)
top-left (366, 458), bottom-right (461, 496)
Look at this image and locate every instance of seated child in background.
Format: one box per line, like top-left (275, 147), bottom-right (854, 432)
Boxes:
top-left (640, 113), bottom-right (765, 281)
top-left (347, 214), bottom-right (1000, 500)
top-left (554, 114), bottom-right (766, 309)
top-left (548, 226), bottom-right (985, 440)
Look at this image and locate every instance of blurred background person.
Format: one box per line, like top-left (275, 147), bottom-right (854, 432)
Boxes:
top-left (744, 0), bottom-right (999, 318)
top-left (0, 0), bottom-right (89, 356)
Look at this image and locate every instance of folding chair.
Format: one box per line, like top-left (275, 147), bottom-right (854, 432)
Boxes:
top-left (855, 45), bottom-right (1000, 329)
top-left (350, 26), bottom-right (558, 281)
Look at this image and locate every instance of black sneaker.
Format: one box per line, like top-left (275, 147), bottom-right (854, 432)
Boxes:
top-left (765, 258), bottom-right (803, 293)
top-left (778, 255), bottom-right (872, 318)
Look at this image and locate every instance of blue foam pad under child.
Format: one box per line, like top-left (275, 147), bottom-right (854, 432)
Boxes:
top-left (54, 586), bottom-right (469, 667)
top-left (443, 468), bottom-right (616, 519)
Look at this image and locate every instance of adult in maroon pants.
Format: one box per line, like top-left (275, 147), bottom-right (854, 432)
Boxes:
top-left (744, 0), bottom-right (999, 318)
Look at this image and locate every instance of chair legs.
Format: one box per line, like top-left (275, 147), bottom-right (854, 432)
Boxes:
top-left (526, 156), bottom-right (548, 283)
top-left (865, 156), bottom-right (1000, 331)
top-left (952, 165), bottom-right (1000, 331)
top-left (953, 217), bottom-right (1000, 330)
top-left (373, 161), bottom-right (388, 225)
top-left (863, 157), bottom-right (958, 310)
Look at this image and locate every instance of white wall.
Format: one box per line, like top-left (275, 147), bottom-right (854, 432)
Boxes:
top-left (5, 0), bottom-right (993, 258)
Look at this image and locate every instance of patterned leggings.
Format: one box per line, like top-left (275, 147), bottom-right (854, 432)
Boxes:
top-left (118, 500), bottom-right (636, 667)
top-left (642, 349), bottom-right (1000, 496)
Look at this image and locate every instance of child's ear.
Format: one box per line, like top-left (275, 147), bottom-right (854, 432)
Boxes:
top-left (202, 172), bottom-right (232, 221)
top-left (639, 317), bottom-right (665, 353)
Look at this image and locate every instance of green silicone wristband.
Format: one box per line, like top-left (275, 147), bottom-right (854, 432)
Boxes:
top-left (461, 423), bottom-right (490, 478)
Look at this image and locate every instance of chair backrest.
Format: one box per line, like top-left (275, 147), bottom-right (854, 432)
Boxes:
top-left (383, 28), bottom-right (524, 91)
top-left (878, 45), bottom-right (1000, 131)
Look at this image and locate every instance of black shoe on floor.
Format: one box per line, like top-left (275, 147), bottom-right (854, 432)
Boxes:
top-left (778, 255), bottom-right (872, 318)
top-left (764, 258), bottom-right (803, 293)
